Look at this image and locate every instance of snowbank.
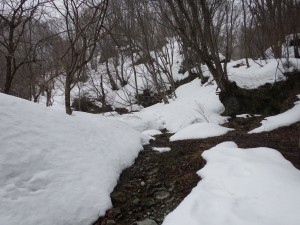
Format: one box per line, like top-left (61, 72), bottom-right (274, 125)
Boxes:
top-left (163, 142), bottom-right (300, 225)
top-left (0, 93), bottom-right (145, 225)
top-left (249, 95), bottom-right (300, 133)
top-left (142, 129), bottom-right (163, 136)
top-left (227, 58), bottom-right (300, 89)
top-left (170, 122), bottom-right (233, 141)
top-left (115, 79), bottom-right (227, 133)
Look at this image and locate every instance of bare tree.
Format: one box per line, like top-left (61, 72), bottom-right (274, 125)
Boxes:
top-left (52, 0), bottom-right (108, 115)
top-left (241, 0), bottom-right (250, 67)
top-left (159, 0), bottom-right (236, 95)
top-left (0, 0), bottom-right (48, 94)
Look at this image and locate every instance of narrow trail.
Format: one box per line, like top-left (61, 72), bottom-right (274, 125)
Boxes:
top-left (93, 117), bottom-right (300, 225)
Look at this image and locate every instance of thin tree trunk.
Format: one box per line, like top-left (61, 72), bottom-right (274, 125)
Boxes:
top-left (65, 75), bottom-right (72, 115)
top-left (4, 56), bottom-right (13, 94)
top-left (105, 61), bottom-right (118, 90)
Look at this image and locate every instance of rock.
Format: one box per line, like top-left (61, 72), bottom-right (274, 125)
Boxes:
top-left (112, 208), bottom-right (121, 217)
top-left (154, 191), bottom-right (170, 200)
top-left (168, 183), bottom-right (175, 192)
top-left (148, 167), bottom-right (159, 175)
top-left (132, 198), bottom-right (140, 205)
top-left (222, 96), bottom-right (240, 117)
top-left (152, 182), bottom-right (162, 188)
top-left (146, 198), bottom-right (156, 207)
top-left (135, 218), bottom-right (158, 225)
top-left (111, 191), bottom-right (126, 204)
top-left (156, 218), bottom-right (163, 223)
top-left (166, 197), bottom-right (174, 203)
top-left (141, 181), bottom-right (146, 186)
top-left (106, 220), bottom-right (116, 225)
top-left (151, 187), bottom-right (165, 194)
top-left (115, 107), bottom-right (129, 115)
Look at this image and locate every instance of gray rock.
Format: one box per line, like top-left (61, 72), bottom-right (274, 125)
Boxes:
top-left (111, 191), bottom-right (126, 204)
top-left (168, 183), bottom-right (175, 192)
top-left (112, 208), bottom-right (121, 217)
top-left (154, 191), bottom-right (170, 200)
top-left (135, 218), bottom-right (158, 225)
top-left (148, 167), bottom-right (159, 175)
top-left (146, 198), bottom-right (156, 207)
top-left (106, 220), bottom-right (116, 225)
top-left (132, 198), bottom-right (140, 205)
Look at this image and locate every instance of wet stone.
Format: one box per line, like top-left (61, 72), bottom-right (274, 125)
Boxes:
top-left (106, 220), bottom-right (116, 225)
top-left (146, 199), bottom-right (156, 207)
top-left (132, 198), bottom-right (140, 205)
top-left (111, 191), bottom-right (126, 204)
top-left (148, 167), bottom-right (159, 175)
top-left (154, 191), bottom-right (170, 200)
top-left (112, 208), bottom-right (121, 217)
top-left (135, 218), bottom-right (158, 225)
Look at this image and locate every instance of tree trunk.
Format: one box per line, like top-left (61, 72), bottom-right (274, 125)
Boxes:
top-left (105, 61), bottom-right (118, 90)
top-left (4, 56), bottom-right (13, 94)
top-left (294, 45), bottom-right (300, 58)
top-left (65, 75), bottom-right (72, 115)
top-left (129, 42), bottom-right (140, 104)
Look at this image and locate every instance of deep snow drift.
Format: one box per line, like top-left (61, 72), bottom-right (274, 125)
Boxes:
top-left (162, 142), bottom-right (300, 225)
top-left (0, 93), bottom-right (147, 225)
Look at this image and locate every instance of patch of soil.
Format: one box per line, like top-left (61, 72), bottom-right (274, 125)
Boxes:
top-left (93, 117), bottom-right (300, 225)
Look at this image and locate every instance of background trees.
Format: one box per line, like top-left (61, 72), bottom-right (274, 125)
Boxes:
top-left (52, 0), bottom-right (109, 114)
top-left (0, 0), bottom-right (48, 94)
top-left (1, 0), bottom-right (299, 114)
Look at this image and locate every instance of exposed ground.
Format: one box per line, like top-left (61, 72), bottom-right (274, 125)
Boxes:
top-left (93, 116), bottom-right (300, 225)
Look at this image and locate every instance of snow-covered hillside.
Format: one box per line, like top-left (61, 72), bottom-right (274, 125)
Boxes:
top-left (112, 78), bottom-right (228, 133)
top-left (0, 94), bottom-right (148, 225)
top-left (2, 35), bottom-right (300, 225)
top-left (41, 36), bottom-right (300, 113)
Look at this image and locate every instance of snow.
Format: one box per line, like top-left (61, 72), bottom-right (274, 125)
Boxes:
top-left (249, 95), bottom-right (300, 133)
top-left (142, 129), bottom-right (163, 136)
top-left (163, 142), bottom-right (300, 225)
top-left (236, 113), bottom-right (251, 118)
top-left (170, 122), bottom-right (233, 141)
top-left (152, 147), bottom-right (171, 153)
top-left (15, 35), bottom-right (299, 225)
top-left (0, 93), bottom-right (147, 225)
top-left (227, 58), bottom-right (300, 89)
top-left (265, 34), bottom-right (300, 59)
top-left (236, 114), bottom-right (261, 118)
top-left (114, 79), bottom-right (227, 133)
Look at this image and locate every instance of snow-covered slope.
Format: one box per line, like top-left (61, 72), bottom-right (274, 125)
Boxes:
top-left (163, 142), bottom-right (300, 225)
top-left (227, 58), bottom-right (300, 89)
top-left (0, 93), bottom-right (147, 225)
top-left (112, 78), bottom-right (227, 133)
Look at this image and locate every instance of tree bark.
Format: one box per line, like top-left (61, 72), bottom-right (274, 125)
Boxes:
top-left (4, 56), bottom-right (13, 94)
top-left (65, 75), bottom-right (72, 115)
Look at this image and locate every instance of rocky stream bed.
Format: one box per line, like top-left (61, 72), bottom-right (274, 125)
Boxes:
top-left (93, 116), bottom-right (300, 225)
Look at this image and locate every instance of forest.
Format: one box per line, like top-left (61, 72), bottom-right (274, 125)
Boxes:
top-left (1, 1), bottom-right (300, 225)
top-left (1, 0), bottom-right (299, 114)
